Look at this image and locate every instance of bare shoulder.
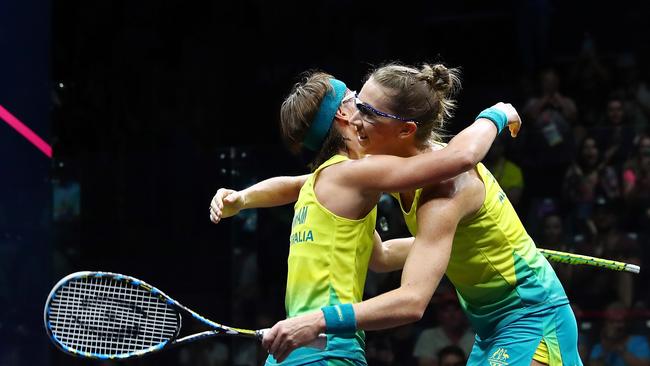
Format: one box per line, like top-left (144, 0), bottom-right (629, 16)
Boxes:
top-left (419, 168), bottom-right (484, 217)
top-left (316, 160), bottom-right (359, 190)
top-left (314, 161), bottom-right (357, 196)
top-left (313, 161), bottom-right (379, 219)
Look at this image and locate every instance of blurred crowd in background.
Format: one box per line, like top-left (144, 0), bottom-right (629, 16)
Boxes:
top-left (1, 1), bottom-right (649, 366)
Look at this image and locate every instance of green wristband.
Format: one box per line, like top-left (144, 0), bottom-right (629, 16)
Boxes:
top-left (476, 107), bottom-right (508, 133)
top-left (321, 303), bottom-right (356, 334)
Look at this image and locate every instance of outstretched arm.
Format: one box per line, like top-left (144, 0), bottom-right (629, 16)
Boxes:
top-left (341, 102), bottom-right (521, 193)
top-left (368, 231), bottom-right (415, 273)
top-left (262, 185), bottom-right (463, 361)
top-left (352, 192), bottom-right (458, 330)
top-left (209, 174), bottom-right (309, 223)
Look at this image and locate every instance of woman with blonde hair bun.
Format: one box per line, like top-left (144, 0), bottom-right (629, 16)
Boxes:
top-left (212, 62), bottom-right (524, 365)
top-left (262, 62), bottom-right (580, 366)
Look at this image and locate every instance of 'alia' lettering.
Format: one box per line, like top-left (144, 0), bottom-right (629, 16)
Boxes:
top-left (290, 230), bottom-right (314, 244)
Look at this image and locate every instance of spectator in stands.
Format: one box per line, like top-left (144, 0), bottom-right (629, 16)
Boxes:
top-left (616, 53), bottom-right (650, 133)
top-left (413, 293), bottom-right (474, 366)
top-left (538, 213), bottom-right (571, 251)
top-left (593, 93), bottom-right (638, 169)
top-left (537, 213), bottom-right (574, 287)
top-left (589, 301), bottom-right (650, 366)
top-left (622, 134), bottom-right (650, 228)
top-left (437, 345), bottom-right (467, 366)
top-left (562, 136), bottom-right (621, 225)
top-left (522, 67), bottom-right (577, 198)
top-left (524, 67), bottom-right (578, 123)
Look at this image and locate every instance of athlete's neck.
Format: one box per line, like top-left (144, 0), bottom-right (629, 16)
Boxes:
top-left (337, 148), bottom-right (356, 160)
top-left (390, 143), bottom-right (422, 158)
top-left (402, 142), bottom-right (442, 157)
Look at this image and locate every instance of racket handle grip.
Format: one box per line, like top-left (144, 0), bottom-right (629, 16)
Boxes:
top-left (256, 328), bottom-right (327, 350)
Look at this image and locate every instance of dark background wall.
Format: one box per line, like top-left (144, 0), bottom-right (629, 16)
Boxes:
top-left (1, 1), bottom-right (649, 365)
top-left (0, 0), bottom-right (52, 364)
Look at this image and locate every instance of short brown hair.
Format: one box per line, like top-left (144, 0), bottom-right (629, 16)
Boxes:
top-left (280, 71), bottom-right (346, 170)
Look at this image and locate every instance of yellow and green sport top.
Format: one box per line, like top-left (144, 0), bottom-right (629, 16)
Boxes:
top-left (393, 163), bottom-right (568, 340)
top-left (265, 155), bottom-right (377, 365)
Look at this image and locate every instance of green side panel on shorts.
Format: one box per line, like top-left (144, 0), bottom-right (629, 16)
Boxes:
top-left (543, 324), bottom-right (563, 366)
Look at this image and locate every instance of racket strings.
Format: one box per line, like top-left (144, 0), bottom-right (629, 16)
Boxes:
top-left (47, 276), bottom-right (179, 356)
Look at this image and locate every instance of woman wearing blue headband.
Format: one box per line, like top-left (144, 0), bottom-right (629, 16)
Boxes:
top-left (210, 66), bottom-right (520, 366)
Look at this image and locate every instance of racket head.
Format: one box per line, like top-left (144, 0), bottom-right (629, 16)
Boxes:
top-left (44, 271), bottom-right (181, 359)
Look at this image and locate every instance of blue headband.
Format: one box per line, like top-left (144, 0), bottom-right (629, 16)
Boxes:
top-left (303, 78), bottom-right (347, 151)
